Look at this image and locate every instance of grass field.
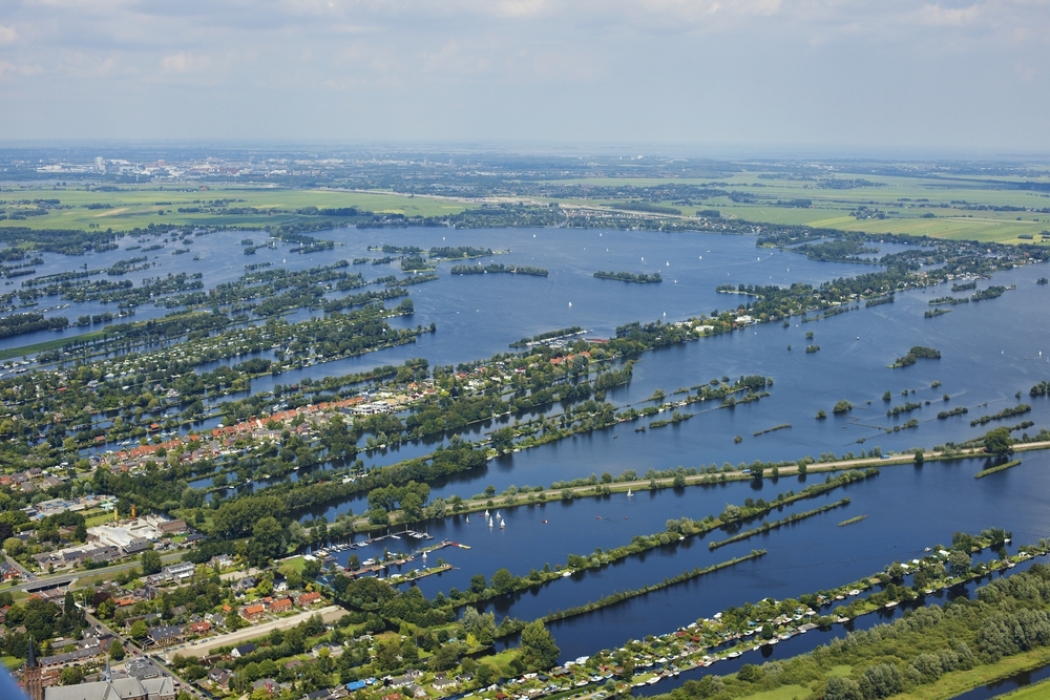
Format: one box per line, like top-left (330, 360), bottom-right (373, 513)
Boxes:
top-left (0, 186), bottom-right (468, 232)
top-left (548, 170), bottom-right (1050, 244)
top-left (0, 330), bottom-right (108, 362)
top-left (3, 172), bottom-right (1050, 244)
top-left (1000, 677), bottom-right (1050, 699)
top-left (888, 646), bottom-right (1050, 700)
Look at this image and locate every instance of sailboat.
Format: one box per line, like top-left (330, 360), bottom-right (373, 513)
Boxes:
top-left (494, 511), bottom-right (500, 519)
top-left (627, 489), bottom-right (633, 497)
top-left (465, 515), bottom-right (470, 524)
top-left (488, 518), bottom-right (493, 528)
top-left (499, 518), bottom-right (505, 530)
top-left (484, 509), bottom-right (489, 518)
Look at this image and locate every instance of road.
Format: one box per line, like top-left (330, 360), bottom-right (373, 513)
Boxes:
top-left (9, 550), bottom-right (184, 593)
top-left (169, 605), bottom-right (345, 659)
top-left (86, 610), bottom-right (209, 700)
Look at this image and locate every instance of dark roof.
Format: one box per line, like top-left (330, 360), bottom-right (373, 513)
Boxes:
top-left (149, 624), bottom-right (183, 641)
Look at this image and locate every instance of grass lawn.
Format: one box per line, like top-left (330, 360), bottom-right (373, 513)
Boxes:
top-left (2, 655), bottom-right (21, 670)
top-left (279, 556), bottom-right (308, 575)
top-left (83, 509), bottom-right (117, 527)
top-left (485, 648), bottom-right (523, 674)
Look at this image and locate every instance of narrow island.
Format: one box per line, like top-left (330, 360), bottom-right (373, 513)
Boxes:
top-left (594, 270), bottom-right (663, 283)
top-left (890, 345), bottom-right (941, 368)
top-left (451, 263), bottom-right (548, 276)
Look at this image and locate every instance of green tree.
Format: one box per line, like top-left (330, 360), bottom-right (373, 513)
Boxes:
top-left (130, 619), bottom-right (149, 640)
top-left (825, 676), bottom-right (864, 700)
top-left (141, 549), bottom-right (163, 575)
top-left (109, 640), bottom-right (126, 661)
top-left (376, 640), bottom-right (400, 671)
top-left (247, 516), bottom-right (286, 566)
top-left (60, 666), bottom-right (85, 685)
top-left (519, 620), bottom-right (560, 670)
top-left (948, 550), bottom-right (972, 578)
top-left (490, 568), bottom-right (516, 594)
top-left (476, 663), bottom-right (497, 686)
top-left (983, 427), bottom-right (1014, 457)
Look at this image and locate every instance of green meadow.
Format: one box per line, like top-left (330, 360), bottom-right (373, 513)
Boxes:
top-left (0, 186), bottom-right (467, 232)
top-left (551, 170), bottom-right (1050, 244)
top-left (3, 170), bottom-right (1050, 244)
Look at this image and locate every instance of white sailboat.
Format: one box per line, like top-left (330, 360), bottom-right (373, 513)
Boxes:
top-left (465, 515), bottom-right (470, 524)
top-left (488, 518), bottom-right (493, 528)
top-left (499, 518), bottom-right (505, 530)
top-left (627, 489), bottom-right (633, 497)
top-left (484, 509), bottom-right (489, 518)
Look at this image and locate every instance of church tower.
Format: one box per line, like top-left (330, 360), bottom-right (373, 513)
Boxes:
top-left (23, 637), bottom-right (43, 700)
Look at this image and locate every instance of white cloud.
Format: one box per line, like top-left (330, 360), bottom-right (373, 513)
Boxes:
top-left (161, 52), bottom-right (211, 74)
top-left (0, 0), bottom-right (1048, 148)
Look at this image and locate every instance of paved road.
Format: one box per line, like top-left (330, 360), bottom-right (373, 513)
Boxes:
top-left (170, 605), bottom-right (345, 659)
top-left (10, 551), bottom-right (184, 593)
top-left (87, 611), bottom-right (209, 700)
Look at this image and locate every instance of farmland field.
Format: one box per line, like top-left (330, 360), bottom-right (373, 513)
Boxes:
top-left (546, 169), bottom-right (1050, 244)
top-left (0, 186), bottom-right (468, 232)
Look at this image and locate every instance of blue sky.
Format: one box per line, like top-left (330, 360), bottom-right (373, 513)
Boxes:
top-left (1, 0), bottom-right (1047, 153)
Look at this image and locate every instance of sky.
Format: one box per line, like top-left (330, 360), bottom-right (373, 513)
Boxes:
top-left (1, 0), bottom-right (1048, 154)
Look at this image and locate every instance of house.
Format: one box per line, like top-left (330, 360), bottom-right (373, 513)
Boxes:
top-left (209, 554), bottom-right (235, 569)
top-left (0, 561), bottom-right (21, 581)
top-left (39, 637), bottom-right (112, 668)
top-left (405, 685), bottom-right (427, 699)
top-left (389, 671), bottom-right (422, 688)
top-left (187, 620), bottom-right (211, 635)
top-left (208, 668), bottom-right (233, 689)
top-left (231, 642), bottom-right (257, 658)
top-left (268, 597), bottom-right (293, 614)
top-left (234, 576), bottom-right (257, 592)
top-left (311, 643), bottom-right (343, 658)
top-left (432, 678), bottom-right (458, 693)
top-left (296, 591), bottom-right (322, 607)
top-left (161, 562), bottom-right (195, 582)
top-left (242, 603), bottom-right (266, 620)
top-left (148, 624), bottom-right (183, 647)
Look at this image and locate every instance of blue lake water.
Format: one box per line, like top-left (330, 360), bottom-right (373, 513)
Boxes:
top-left (8, 226), bottom-right (1050, 671)
top-left (324, 449), bottom-right (1050, 662)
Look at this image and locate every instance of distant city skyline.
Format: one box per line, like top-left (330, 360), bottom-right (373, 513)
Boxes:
top-left (0, 1), bottom-right (1048, 154)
